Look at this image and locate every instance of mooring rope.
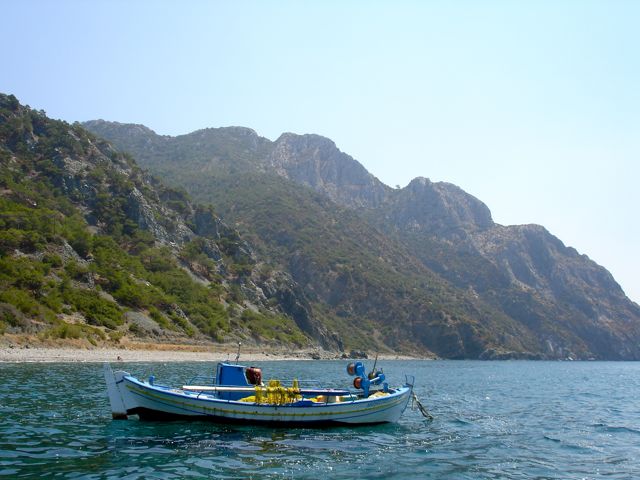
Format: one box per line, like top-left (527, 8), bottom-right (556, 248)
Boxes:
top-left (412, 391), bottom-right (434, 421)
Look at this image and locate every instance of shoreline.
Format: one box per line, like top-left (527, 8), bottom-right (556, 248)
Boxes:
top-left (0, 345), bottom-right (422, 363)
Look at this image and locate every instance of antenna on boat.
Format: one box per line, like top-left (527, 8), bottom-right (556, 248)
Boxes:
top-left (368, 353), bottom-right (379, 379)
top-left (235, 342), bottom-right (242, 364)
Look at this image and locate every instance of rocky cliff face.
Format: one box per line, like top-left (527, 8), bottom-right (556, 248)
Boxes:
top-left (83, 119), bottom-right (640, 359)
top-left (267, 133), bottom-right (390, 209)
top-left (470, 224), bottom-right (640, 358)
top-left (384, 177), bottom-right (494, 240)
top-left (257, 132), bottom-right (640, 359)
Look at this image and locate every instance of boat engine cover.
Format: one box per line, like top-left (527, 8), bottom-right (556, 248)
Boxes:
top-left (246, 367), bottom-right (262, 385)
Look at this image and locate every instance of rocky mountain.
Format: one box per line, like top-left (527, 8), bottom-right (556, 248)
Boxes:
top-left (82, 118), bottom-right (640, 360)
top-left (266, 133), bottom-right (390, 209)
top-left (0, 94), bottom-right (323, 349)
top-left (379, 176), bottom-right (640, 360)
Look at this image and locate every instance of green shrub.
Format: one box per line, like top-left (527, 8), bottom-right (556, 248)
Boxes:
top-left (112, 282), bottom-right (147, 309)
top-left (240, 309), bottom-right (308, 346)
top-left (108, 330), bottom-right (124, 342)
top-left (42, 253), bottom-right (63, 268)
top-left (49, 322), bottom-right (83, 339)
top-left (148, 306), bottom-right (172, 330)
top-left (62, 288), bottom-right (123, 329)
top-left (64, 260), bottom-right (89, 281)
top-left (169, 311), bottom-right (195, 336)
top-left (43, 322), bottom-right (107, 342)
top-left (0, 228), bottom-right (23, 255)
top-left (128, 322), bottom-right (142, 335)
top-left (0, 288), bottom-right (40, 316)
top-left (0, 303), bottom-right (24, 328)
top-left (41, 288), bottom-right (63, 313)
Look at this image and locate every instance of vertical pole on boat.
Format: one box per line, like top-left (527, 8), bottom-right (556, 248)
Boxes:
top-left (235, 342), bottom-right (242, 364)
top-left (368, 353), bottom-right (379, 379)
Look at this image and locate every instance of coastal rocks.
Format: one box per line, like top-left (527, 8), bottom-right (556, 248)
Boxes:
top-left (478, 348), bottom-right (544, 360)
top-left (348, 349), bottom-right (368, 359)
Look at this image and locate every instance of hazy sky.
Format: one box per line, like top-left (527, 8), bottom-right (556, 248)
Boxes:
top-left (2, 1), bottom-right (638, 302)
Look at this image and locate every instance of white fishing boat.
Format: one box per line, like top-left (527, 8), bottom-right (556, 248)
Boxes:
top-left (104, 358), bottom-right (415, 426)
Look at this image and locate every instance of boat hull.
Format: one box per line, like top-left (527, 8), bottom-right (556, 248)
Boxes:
top-left (104, 364), bottom-right (412, 426)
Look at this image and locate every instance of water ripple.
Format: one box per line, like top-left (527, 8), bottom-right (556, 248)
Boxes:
top-left (2, 361), bottom-right (640, 478)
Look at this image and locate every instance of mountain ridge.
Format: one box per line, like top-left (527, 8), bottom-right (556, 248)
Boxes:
top-left (83, 117), bottom-right (640, 360)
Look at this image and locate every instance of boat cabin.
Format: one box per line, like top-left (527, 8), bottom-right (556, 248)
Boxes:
top-left (215, 363), bottom-right (262, 400)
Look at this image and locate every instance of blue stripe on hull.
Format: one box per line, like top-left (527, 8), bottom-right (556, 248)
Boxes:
top-left (123, 377), bottom-right (411, 425)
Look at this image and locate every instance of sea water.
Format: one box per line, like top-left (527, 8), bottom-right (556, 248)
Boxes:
top-left (1, 360), bottom-right (639, 479)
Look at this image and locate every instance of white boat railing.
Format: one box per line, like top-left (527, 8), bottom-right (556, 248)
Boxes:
top-left (186, 375), bottom-right (217, 386)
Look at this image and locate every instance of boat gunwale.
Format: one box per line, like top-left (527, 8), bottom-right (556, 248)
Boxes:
top-left (124, 381), bottom-right (411, 422)
top-left (122, 374), bottom-right (412, 409)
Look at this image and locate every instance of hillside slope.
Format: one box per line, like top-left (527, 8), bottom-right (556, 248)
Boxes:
top-left (84, 119), bottom-right (640, 359)
top-left (0, 94), bottom-right (320, 349)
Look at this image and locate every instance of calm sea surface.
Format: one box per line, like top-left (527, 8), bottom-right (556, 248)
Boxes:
top-left (1, 360), bottom-right (639, 479)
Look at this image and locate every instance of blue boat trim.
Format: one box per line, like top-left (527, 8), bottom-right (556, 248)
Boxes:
top-left (126, 377), bottom-right (408, 411)
top-left (125, 384), bottom-right (410, 424)
top-left (105, 361), bottom-right (414, 426)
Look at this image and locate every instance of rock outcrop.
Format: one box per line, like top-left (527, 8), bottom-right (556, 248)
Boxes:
top-left (267, 133), bottom-right (390, 209)
top-left (384, 177), bottom-right (494, 240)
